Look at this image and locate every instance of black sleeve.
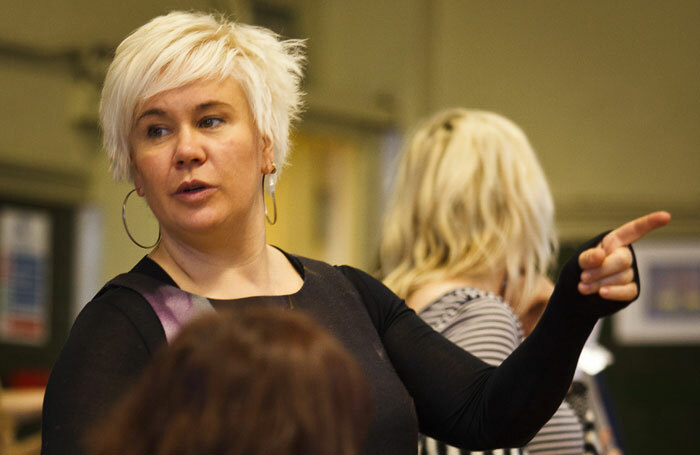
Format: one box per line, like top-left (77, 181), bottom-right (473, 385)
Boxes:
top-left (337, 232), bottom-right (638, 450)
top-left (41, 288), bottom-right (165, 455)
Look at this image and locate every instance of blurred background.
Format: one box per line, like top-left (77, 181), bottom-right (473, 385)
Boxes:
top-left (0, 0), bottom-right (698, 453)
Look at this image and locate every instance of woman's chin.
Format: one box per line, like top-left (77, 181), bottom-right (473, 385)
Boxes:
top-left (179, 220), bottom-right (225, 234)
top-left (170, 215), bottom-right (244, 238)
top-left (157, 216), bottom-right (220, 238)
top-left (160, 207), bottom-right (261, 241)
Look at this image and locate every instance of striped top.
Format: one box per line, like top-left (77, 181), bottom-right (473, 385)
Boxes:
top-left (418, 287), bottom-right (585, 455)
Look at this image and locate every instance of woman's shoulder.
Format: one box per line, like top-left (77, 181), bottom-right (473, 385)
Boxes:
top-left (330, 264), bottom-right (414, 337)
top-left (270, 251), bottom-right (412, 338)
top-left (69, 256), bottom-right (171, 352)
top-left (419, 285), bottom-right (513, 317)
top-left (82, 256), bottom-right (172, 340)
top-left (72, 283), bottom-right (165, 351)
top-left (420, 286), bottom-right (522, 340)
top-left (332, 264), bottom-right (399, 302)
top-left (43, 279), bottom-right (167, 454)
top-left (280, 249), bottom-right (392, 298)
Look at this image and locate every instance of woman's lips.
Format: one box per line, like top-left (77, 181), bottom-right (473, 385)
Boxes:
top-left (174, 180), bottom-right (215, 201)
top-left (175, 180), bottom-right (211, 193)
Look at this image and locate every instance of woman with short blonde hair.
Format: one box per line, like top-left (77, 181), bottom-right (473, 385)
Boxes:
top-left (101, 10), bottom-right (305, 187)
top-left (42, 10), bottom-right (668, 455)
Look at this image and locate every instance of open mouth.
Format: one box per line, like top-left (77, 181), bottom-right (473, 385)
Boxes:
top-left (182, 186), bottom-right (206, 193)
top-left (176, 180), bottom-right (212, 194)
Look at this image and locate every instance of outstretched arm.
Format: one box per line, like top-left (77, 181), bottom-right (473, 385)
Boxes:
top-left (480, 211), bottom-right (671, 446)
top-left (343, 211), bottom-right (670, 450)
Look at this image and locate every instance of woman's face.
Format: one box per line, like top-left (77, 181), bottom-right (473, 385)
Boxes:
top-left (129, 78), bottom-right (273, 240)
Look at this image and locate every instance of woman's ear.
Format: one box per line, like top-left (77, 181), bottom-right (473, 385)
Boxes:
top-left (132, 164), bottom-right (146, 197)
top-left (260, 135), bottom-right (275, 174)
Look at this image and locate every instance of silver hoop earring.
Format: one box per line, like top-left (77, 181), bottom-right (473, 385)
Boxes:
top-left (122, 189), bottom-right (161, 249)
top-left (262, 174), bottom-right (278, 225)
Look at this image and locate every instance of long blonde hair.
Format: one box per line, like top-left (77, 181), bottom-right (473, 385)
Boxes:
top-left (380, 109), bottom-right (557, 314)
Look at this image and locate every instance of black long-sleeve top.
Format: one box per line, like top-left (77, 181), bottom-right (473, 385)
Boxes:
top-left (42, 233), bottom-right (636, 455)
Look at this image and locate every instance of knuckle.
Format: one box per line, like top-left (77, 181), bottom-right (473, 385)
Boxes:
top-left (622, 248), bottom-right (633, 266)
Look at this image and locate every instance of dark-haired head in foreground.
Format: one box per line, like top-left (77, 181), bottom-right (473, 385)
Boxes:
top-left (89, 307), bottom-right (372, 455)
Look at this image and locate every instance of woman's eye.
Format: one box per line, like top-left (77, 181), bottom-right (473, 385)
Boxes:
top-left (146, 126), bottom-right (170, 138)
top-left (199, 117), bottom-right (223, 128)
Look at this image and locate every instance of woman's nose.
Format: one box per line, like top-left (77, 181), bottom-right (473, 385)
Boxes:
top-left (173, 128), bottom-right (207, 167)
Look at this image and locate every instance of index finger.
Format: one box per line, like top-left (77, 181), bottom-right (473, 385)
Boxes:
top-left (602, 211), bottom-right (671, 253)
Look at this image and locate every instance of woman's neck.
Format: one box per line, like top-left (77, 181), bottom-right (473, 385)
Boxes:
top-left (148, 227), bottom-right (302, 299)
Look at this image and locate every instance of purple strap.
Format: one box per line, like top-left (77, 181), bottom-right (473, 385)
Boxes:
top-left (107, 273), bottom-right (215, 343)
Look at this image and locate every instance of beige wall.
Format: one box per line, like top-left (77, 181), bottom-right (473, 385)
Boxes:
top-left (1, 0), bottom-right (697, 291)
top-left (427, 1), bottom-right (700, 238)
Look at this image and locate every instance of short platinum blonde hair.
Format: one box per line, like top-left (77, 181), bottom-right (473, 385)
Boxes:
top-left (380, 109), bottom-right (558, 313)
top-left (100, 10), bottom-right (305, 183)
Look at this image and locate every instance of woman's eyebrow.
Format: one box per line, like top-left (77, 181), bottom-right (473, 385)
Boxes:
top-left (135, 101), bottom-right (231, 122)
top-left (195, 101), bottom-right (231, 111)
top-left (136, 108), bottom-right (166, 122)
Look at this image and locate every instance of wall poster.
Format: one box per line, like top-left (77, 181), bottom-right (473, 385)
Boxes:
top-left (614, 240), bottom-right (700, 344)
top-left (0, 208), bottom-right (52, 345)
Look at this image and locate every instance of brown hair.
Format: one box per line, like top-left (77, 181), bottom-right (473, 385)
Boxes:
top-left (89, 307), bottom-right (372, 455)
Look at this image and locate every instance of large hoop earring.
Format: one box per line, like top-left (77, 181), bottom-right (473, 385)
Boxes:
top-left (263, 170), bottom-right (277, 225)
top-left (122, 189), bottom-right (161, 249)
